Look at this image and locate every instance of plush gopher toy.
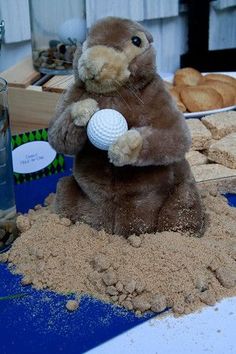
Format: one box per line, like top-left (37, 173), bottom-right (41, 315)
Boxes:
top-left (48, 17), bottom-right (205, 237)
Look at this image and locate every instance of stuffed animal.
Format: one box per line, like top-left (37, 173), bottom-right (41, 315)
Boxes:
top-left (48, 17), bottom-right (205, 237)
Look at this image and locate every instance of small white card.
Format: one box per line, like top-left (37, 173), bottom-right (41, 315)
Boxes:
top-left (12, 141), bottom-right (57, 174)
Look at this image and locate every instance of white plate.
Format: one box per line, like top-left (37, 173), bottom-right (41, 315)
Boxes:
top-left (161, 72), bottom-right (236, 119)
top-left (184, 105), bottom-right (236, 119)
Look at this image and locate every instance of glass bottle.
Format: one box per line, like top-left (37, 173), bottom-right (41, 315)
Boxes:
top-left (0, 78), bottom-right (17, 252)
top-left (29, 0), bottom-right (86, 75)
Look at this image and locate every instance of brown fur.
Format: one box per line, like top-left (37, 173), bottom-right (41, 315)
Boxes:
top-left (48, 17), bottom-right (205, 237)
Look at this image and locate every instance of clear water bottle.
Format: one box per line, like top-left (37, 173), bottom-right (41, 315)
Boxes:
top-left (0, 78), bottom-right (17, 251)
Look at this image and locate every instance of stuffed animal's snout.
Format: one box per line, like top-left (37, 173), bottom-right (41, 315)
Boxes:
top-left (77, 45), bottom-right (130, 93)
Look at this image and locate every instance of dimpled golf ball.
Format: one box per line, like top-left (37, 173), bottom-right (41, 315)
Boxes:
top-left (58, 18), bottom-right (86, 44)
top-left (87, 109), bottom-right (128, 150)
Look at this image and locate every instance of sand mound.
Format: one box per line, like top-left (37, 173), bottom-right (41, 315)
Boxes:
top-left (1, 190), bottom-right (236, 316)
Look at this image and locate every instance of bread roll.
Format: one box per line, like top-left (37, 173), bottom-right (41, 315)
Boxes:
top-left (174, 67), bottom-right (203, 87)
top-left (180, 86), bottom-right (223, 112)
top-left (203, 73), bottom-right (236, 88)
top-left (169, 87), bottom-right (186, 112)
top-left (201, 79), bottom-right (236, 107)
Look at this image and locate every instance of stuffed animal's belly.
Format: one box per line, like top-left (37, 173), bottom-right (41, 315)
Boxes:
top-left (74, 151), bottom-right (174, 206)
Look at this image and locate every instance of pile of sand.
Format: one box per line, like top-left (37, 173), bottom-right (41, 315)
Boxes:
top-left (1, 190), bottom-right (236, 316)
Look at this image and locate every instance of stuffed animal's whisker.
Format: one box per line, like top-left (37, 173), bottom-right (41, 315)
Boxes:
top-left (55, 82), bottom-right (74, 111)
top-left (61, 60), bottom-right (73, 64)
top-left (113, 79), bottom-right (132, 111)
top-left (113, 79), bottom-right (122, 88)
top-left (125, 82), bottom-right (144, 105)
top-left (54, 92), bottom-right (66, 113)
top-left (115, 88), bottom-right (132, 111)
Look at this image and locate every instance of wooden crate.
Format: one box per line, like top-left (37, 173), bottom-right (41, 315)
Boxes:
top-left (0, 57), bottom-right (73, 134)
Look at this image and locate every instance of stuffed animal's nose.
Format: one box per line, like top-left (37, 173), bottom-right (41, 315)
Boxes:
top-left (77, 45), bottom-right (130, 83)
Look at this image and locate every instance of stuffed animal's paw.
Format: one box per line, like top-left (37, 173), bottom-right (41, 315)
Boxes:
top-left (71, 98), bottom-right (99, 127)
top-left (108, 130), bottom-right (143, 166)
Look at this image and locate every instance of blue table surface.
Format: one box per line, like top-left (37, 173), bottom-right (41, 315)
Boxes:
top-left (0, 157), bottom-right (235, 354)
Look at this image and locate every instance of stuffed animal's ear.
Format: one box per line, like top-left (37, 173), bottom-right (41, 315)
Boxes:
top-left (144, 30), bottom-right (153, 44)
top-left (73, 44), bottom-right (83, 84)
top-left (136, 21), bottom-right (153, 43)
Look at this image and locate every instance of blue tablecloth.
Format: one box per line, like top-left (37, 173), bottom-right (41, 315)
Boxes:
top-left (0, 157), bottom-right (155, 354)
top-left (0, 157), bottom-right (235, 354)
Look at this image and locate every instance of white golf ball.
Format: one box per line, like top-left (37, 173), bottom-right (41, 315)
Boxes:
top-left (87, 109), bottom-right (128, 150)
top-left (58, 18), bottom-right (86, 44)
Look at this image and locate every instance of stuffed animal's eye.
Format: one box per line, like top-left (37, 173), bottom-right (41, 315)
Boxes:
top-left (131, 36), bottom-right (142, 47)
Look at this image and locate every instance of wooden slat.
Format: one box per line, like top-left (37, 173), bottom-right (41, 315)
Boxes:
top-left (26, 85), bottom-right (43, 92)
top-left (42, 75), bottom-right (74, 93)
top-left (0, 57), bottom-right (40, 88)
